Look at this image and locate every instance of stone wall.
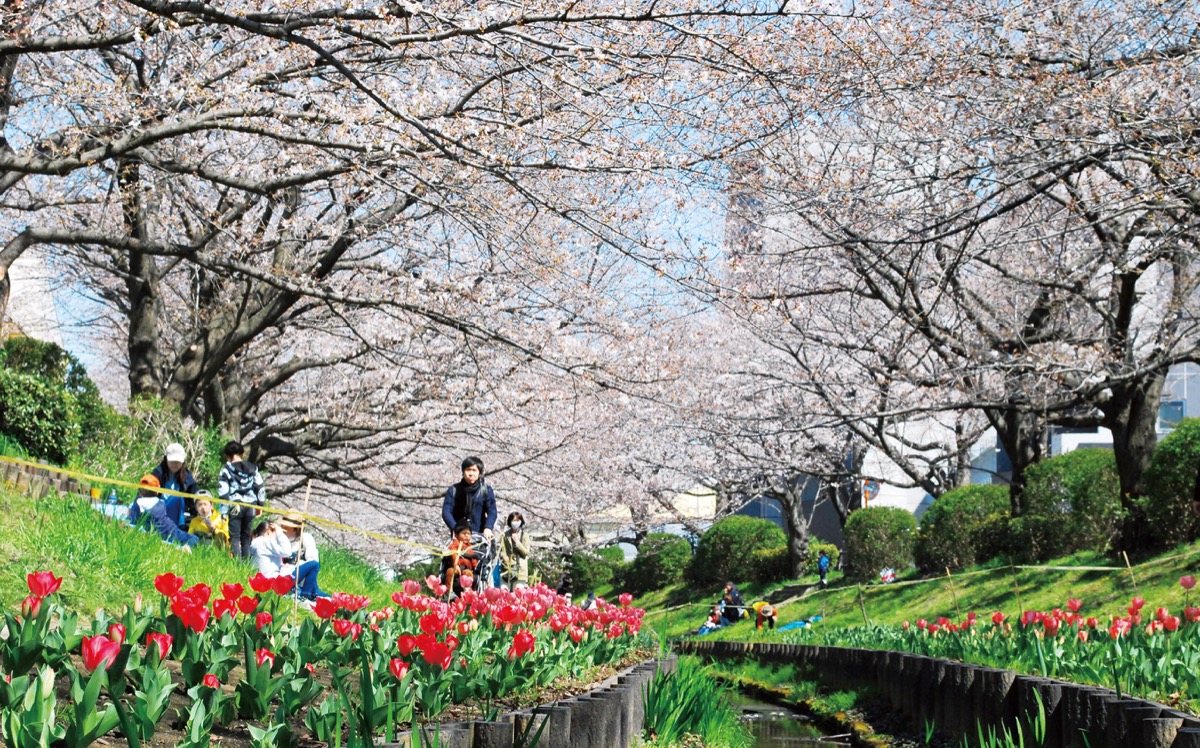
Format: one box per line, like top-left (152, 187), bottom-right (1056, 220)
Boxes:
top-left (677, 640), bottom-right (1200, 748)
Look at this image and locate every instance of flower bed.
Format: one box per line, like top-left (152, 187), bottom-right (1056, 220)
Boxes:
top-left (780, 575), bottom-right (1200, 714)
top-left (1, 570), bottom-right (647, 747)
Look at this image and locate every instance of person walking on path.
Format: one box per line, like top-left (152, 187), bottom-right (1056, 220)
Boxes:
top-left (818, 550), bottom-right (831, 589)
top-left (500, 511), bottom-right (531, 589)
top-left (219, 440), bottom-right (265, 558)
top-left (441, 456), bottom-right (497, 540)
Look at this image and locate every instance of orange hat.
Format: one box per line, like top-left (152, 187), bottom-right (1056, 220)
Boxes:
top-left (139, 474), bottom-right (160, 488)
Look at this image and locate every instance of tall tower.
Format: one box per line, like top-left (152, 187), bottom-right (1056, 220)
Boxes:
top-left (724, 155), bottom-right (765, 262)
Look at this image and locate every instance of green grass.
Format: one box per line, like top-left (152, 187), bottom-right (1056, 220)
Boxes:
top-left (0, 486), bottom-right (400, 620)
top-left (642, 543), bottom-right (1200, 641)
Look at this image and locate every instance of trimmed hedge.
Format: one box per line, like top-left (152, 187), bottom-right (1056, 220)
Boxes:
top-left (915, 484), bottom-right (1010, 573)
top-left (689, 516), bottom-right (786, 586)
top-left (1017, 449), bottom-right (1124, 561)
top-left (567, 550), bottom-right (613, 596)
top-left (625, 533), bottom-right (691, 594)
top-left (842, 507), bottom-right (916, 582)
top-left (0, 367), bottom-right (80, 464)
top-left (1142, 418), bottom-right (1200, 546)
top-left (805, 541), bottom-right (841, 577)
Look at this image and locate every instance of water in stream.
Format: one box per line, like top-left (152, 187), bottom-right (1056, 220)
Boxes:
top-left (731, 693), bottom-right (849, 747)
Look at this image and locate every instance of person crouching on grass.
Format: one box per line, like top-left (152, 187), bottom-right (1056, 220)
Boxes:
top-left (442, 522), bottom-right (481, 597)
top-left (278, 511), bottom-right (326, 601)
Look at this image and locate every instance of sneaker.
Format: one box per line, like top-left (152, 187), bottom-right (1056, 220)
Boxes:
top-left (295, 597), bottom-right (314, 612)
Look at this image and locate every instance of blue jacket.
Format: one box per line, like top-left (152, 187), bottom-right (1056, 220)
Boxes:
top-left (129, 499), bottom-right (199, 547)
top-left (152, 461), bottom-right (198, 527)
top-left (441, 481), bottom-right (497, 535)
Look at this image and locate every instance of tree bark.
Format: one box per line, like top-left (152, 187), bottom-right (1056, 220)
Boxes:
top-left (1103, 369), bottom-right (1167, 508)
top-left (986, 405), bottom-right (1046, 518)
top-left (119, 160), bottom-right (162, 397)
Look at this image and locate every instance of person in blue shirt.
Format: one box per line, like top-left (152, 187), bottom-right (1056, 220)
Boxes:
top-left (151, 442), bottom-right (198, 527)
top-left (441, 456), bottom-right (497, 541)
top-left (129, 474), bottom-right (198, 549)
top-left (818, 551), bottom-right (831, 589)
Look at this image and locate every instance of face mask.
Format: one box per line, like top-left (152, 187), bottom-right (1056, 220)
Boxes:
top-left (511, 521), bottom-right (522, 530)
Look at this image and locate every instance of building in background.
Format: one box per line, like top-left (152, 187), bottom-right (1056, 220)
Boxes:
top-left (2, 249), bottom-right (62, 345)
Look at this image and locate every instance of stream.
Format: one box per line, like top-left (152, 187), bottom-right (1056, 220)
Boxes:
top-left (731, 693), bottom-right (850, 747)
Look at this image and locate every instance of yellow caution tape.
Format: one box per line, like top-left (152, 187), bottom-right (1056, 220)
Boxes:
top-left (0, 454), bottom-right (452, 557)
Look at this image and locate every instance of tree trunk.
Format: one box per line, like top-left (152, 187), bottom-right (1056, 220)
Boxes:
top-left (987, 406), bottom-right (1046, 517)
top-left (1104, 369), bottom-right (1167, 508)
top-left (119, 161), bottom-right (162, 398)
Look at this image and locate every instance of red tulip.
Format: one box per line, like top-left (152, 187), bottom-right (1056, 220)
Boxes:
top-left (186, 584), bottom-right (212, 606)
top-left (508, 628), bottom-right (536, 658)
top-left (618, 592), bottom-right (634, 607)
top-left (213, 598), bottom-right (237, 620)
top-left (991, 611), bottom-right (1005, 625)
top-left (1077, 629), bottom-right (1088, 643)
top-left (221, 583), bottom-right (244, 601)
top-left (398, 634), bottom-right (418, 656)
top-left (332, 619), bottom-right (362, 640)
top-left (312, 597), bottom-right (339, 620)
top-left (202, 674), bottom-right (220, 689)
top-left (457, 621), bottom-right (471, 636)
top-left (901, 620), bottom-right (910, 630)
top-left (26, 571), bottom-right (63, 598)
top-left (419, 639), bottom-right (454, 669)
top-left (389, 658), bottom-right (410, 680)
top-left (256, 612), bottom-right (273, 631)
top-left (20, 595), bottom-right (42, 619)
top-left (1156, 606), bottom-right (1171, 622)
top-left (145, 632), bottom-right (173, 661)
top-left (1043, 617), bottom-right (1061, 636)
top-left (1184, 607), bottom-right (1200, 623)
top-left (304, 663), bottom-right (316, 676)
top-left (108, 623), bottom-right (126, 644)
top-left (1067, 598), bottom-right (1082, 613)
top-left (255, 649), bottom-right (275, 669)
top-left (81, 635), bottom-right (121, 673)
top-left (1165, 616), bottom-right (1181, 632)
top-left (402, 579), bottom-right (421, 596)
top-left (1182, 575), bottom-right (1197, 590)
top-left (248, 573), bottom-right (273, 593)
top-left (154, 573), bottom-right (184, 598)
top-left (568, 625), bottom-right (585, 643)
top-left (236, 596), bottom-right (259, 615)
top-left (270, 576), bottom-right (294, 596)
top-left (1130, 597), bottom-right (1146, 611)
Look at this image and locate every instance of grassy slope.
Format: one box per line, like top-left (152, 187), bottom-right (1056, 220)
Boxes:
top-left (0, 485), bottom-right (400, 619)
top-left (640, 544), bottom-right (1200, 641)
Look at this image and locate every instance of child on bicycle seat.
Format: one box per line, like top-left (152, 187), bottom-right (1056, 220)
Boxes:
top-left (443, 522), bottom-right (481, 595)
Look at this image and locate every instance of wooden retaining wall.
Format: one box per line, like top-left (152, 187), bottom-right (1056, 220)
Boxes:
top-left (678, 640), bottom-right (1200, 748)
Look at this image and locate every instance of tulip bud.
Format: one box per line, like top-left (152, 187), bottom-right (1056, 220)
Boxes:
top-left (134, 593), bottom-right (143, 614)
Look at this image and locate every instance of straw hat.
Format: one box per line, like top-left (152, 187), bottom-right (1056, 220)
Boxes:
top-left (278, 511), bottom-right (305, 530)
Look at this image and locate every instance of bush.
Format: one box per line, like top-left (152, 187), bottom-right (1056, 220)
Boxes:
top-left (1142, 418), bottom-right (1200, 546)
top-left (749, 546), bottom-right (790, 583)
top-left (804, 541), bottom-right (841, 577)
top-left (915, 484), bottom-right (1010, 573)
top-left (567, 550), bottom-right (613, 596)
top-left (842, 507), bottom-right (917, 582)
top-left (689, 516), bottom-right (786, 586)
top-left (624, 533), bottom-right (692, 594)
top-left (1018, 449), bottom-right (1125, 561)
top-left (72, 396), bottom-right (226, 501)
top-left (0, 367), bottom-right (81, 464)
top-left (1, 337), bottom-right (106, 437)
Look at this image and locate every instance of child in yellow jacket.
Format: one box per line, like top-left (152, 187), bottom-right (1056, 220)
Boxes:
top-left (186, 492), bottom-right (230, 549)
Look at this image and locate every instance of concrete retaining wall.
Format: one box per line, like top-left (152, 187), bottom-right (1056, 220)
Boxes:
top-left (382, 657), bottom-right (675, 748)
top-left (677, 640), bottom-right (1200, 748)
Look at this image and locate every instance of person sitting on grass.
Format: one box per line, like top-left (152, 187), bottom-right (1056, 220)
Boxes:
top-left (719, 592), bottom-right (742, 625)
top-left (697, 605), bottom-right (723, 635)
top-left (186, 490), bottom-right (229, 549)
top-left (128, 474), bottom-right (198, 550)
top-left (250, 519), bottom-right (294, 577)
top-left (278, 511), bottom-right (326, 601)
top-left (442, 521), bottom-right (481, 596)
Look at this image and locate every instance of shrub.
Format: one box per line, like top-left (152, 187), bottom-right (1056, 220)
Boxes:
top-left (804, 541), bottom-right (841, 577)
top-left (1141, 418), bottom-right (1200, 546)
top-left (625, 533), bottom-right (692, 594)
top-left (1018, 449), bottom-right (1124, 561)
top-left (842, 507), bottom-right (917, 582)
top-left (915, 484), bottom-right (1010, 573)
top-left (749, 546), bottom-right (789, 583)
top-left (0, 337), bottom-right (106, 437)
top-left (567, 550), bottom-right (613, 596)
top-left (72, 396), bottom-right (226, 500)
top-left (0, 367), bottom-right (81, 463)
top-left (689, 516), bottom-right (786, 586)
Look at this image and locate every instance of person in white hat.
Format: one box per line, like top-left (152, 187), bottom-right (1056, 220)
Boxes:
top-left (151, 442), bottom-right (198, 528)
